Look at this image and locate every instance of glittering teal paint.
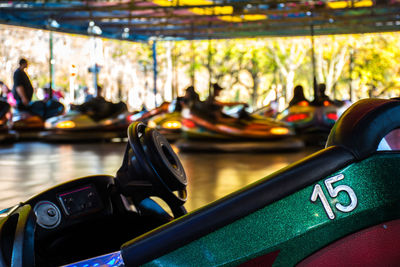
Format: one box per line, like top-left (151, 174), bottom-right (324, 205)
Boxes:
top-left (143, 153), bottom-right (400, 267)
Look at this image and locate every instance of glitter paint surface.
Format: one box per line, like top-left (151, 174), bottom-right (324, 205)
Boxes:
top-left (142, 153), bottom-right (400, 266)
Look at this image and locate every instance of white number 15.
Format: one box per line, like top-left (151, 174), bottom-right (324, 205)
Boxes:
top-left (310, 174), bottom-right (358, 220)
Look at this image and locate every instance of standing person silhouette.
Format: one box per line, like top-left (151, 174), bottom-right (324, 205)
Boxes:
top-left (12, 58), bottom-right (34, 111)
top-left (12, 58), bottom-right (64, 119)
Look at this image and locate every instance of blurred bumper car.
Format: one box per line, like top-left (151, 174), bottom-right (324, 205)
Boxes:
top-left (40, 101), bottom-right (130, 142)
top-left (129, 101), bottom-right (171, 124)
top-left (277, 100), bottom-right (339, 145)
top-left (146, 98), bottom-right (184, 142)
top-left (175, 106), bottom-right (304, 153)
top-left (11, 100), bottom-right (64, 140)
top-left (0, 101), bottom-right (16, 142)
top-left (147, 112), bottom-right (182, 142)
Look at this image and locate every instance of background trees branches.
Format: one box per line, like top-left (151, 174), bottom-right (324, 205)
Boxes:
top-left (1, 24), bottom-right (399, 111)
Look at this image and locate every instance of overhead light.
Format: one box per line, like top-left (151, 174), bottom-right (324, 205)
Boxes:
top-left (122, 27), bottom-right (130, 39)
top-left (87, 21), bottom-right (102, 35)
top-left (50, 19), bottom-right (59, 29)
top-left (92, 26), bottom-right (102, 35)
top-left (47, 19), bottom-right (60, 29)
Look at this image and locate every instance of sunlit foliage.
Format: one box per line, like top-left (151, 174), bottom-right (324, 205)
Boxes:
top-left (1, 24), bottom-right (400, 112)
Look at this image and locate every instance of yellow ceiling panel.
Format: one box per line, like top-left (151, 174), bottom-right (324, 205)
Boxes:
top-left (327, 0), bottom-right (373, 9)
top-left (154, 0), bottom-right (267, 22)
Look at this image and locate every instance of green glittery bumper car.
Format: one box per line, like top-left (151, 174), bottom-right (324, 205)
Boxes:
top-left (1, 98), bottom-right (400, 266)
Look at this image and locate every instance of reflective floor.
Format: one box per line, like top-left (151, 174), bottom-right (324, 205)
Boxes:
top-left (0, 141), bottom-right (320, 212)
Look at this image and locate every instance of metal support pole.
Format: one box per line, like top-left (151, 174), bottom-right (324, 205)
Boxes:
top-left (190, 23), bottom-right (195, 86)
top-left (172, 42), bottom-right (178, 99)
top-left (207, 38), bottom-right (212, 97)
top-left (349, 48), bottom-right (354, 101)
top-left (90, 36), bottom-right (99, 97)
top-left (49, 31), bottom-right (54, 98)
top-left (310, 24), bottom-right (318, 100)
top-left (152, 40), bottom-right (158, 107)
top-left (190, 41), bottom-right (195, 86)
top-left (94, 67), bottom-right (98, 96)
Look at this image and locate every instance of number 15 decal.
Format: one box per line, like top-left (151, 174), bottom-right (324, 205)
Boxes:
top-left (310, 174), bottom-right (358, 220)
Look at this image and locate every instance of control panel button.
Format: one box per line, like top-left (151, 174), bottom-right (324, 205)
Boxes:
top-left (34, 201), bottom-right (61, 229)
top-left (58, 184), bottom-right (102, 217)
top-left (47, 208), bottom-right (56, 217)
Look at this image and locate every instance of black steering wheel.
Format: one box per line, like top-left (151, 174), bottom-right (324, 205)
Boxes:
top-left (116, 122), bottom-right (188, 218)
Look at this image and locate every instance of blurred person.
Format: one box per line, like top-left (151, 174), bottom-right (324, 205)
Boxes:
top-left (43, 83), bottom-right (64, 102)
top-left (182, 85), bottom-right (200, 108)
top-left (206, 83), bottom-right (247, 122)
top-left (263, 100), bottom-right (279, 118)
top-left (71, 85), bottom-right (126, 121)
top-left (0, 81), bottom-right (11, 119)
top-left (289, 85), bottom-right (309, 107)
top-left (53, 89), bottom-right (64, 102)
top-left (312, 83), bottom-right (332, 106)
top-left (207, 83), bottom-right (247, 109)
top-left (83, 86), bottom-right (94, 102)
top-left (12, 59), bottom-right (64, 119)
top-left (41, 84), bottom-right (65, 118)
top-left (0, 81), bottom-right (16, 107)
top-left (12, 58), bottom-right (33, 111)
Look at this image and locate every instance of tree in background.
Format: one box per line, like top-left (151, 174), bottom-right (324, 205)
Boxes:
top-left (314, 35), bottom-right (348, 99)
top-left (207, 40), bottom-right (242, 96)
top-left (2, 24), bottom-right (400, 112)
top-left (234, 40), bottom-right (273, 108)
top-left (352, 33), bottom-right (400, 99)
top-left (267, 37), bottom-right (308, 104)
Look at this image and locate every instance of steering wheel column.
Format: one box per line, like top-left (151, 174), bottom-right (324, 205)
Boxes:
top-left (116, 122), bottom-right (188, 218)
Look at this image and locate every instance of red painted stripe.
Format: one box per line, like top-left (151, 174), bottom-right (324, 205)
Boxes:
top-left (239, 250), bottom-right (280, 267)
top-left (298, 219), bottom-right (400, 267)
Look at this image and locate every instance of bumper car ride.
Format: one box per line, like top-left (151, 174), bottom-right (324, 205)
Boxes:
top-left (11, 100), bottom-right (65, 140)
top-left (1, 98), bottom-right (400, 266)
top-left (277, 101), bottom-right (339, 145)
top-left (147, 111), bottom-right (182, 142)
top-left (10, 111), bottom-right (45, 140)
top-left (0, 102), bottom-right (16, 143)
top-left (40, 110), bottom-right (133, 142)
top-left (175, 110), bottom-right (303, 152)
top-left (129, 102), bottom-right (171, 125)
